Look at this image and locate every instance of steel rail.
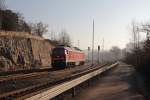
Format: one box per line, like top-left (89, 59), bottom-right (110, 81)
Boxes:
top-left (0, 71), bottom-right (49, 82)
top-left (0, 63), bottom-right (91, 82)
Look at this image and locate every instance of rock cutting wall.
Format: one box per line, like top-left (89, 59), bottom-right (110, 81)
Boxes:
top-left (0, 31), bottom-right (53, 72)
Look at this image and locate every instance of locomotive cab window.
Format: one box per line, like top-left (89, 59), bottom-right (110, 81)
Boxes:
top-left (52, 48), bottom-right (65, 56)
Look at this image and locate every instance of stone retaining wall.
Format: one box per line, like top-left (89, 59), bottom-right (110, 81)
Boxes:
top-left (0, 31), bottom-right (53, 72)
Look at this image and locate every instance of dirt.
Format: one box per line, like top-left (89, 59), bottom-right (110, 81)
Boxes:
top-left (72, 62), bottom-right (144, 100)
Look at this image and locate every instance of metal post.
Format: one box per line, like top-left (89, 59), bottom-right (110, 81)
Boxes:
top-left (88, 79), bottom-right (90, 86)
top-left (98, 45), bottom-right (100, 64)
top-left (78, 40), bottom-right (80, 48)
top-left (92, 20), bottom-right (94, 65)
top-left (102, 38), bottom-right (104, 64)
top-left (72, 87), bottom-right (76, 97)
top-left (88, 47), bottom-right (90, 62)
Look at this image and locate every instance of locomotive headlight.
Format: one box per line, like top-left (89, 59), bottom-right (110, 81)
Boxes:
top-left (65, 50), bottom-right (68, 55)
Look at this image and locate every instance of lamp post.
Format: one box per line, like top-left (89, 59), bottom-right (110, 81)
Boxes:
top-left (92, 20), bottom-right (94, 65)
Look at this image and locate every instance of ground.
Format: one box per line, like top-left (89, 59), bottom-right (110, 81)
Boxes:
top-left (73, 62), bottom-right (144, 100)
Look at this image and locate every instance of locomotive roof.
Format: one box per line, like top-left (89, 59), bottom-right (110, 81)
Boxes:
top-left (55, 46), bottom-right (83, 52)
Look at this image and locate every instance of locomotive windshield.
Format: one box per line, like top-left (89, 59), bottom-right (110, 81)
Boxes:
top-left (52, 48), bottom-right (65, 56)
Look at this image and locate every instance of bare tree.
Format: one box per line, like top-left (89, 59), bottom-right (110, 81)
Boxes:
top-left (0, 0), bottom-right (5, 10)
top-left (130, 20), bottom-right (140, 49)
top-left (124, 20), bottom-right (150, 71)
top-left (59, 30), bottom-right (71, 46)
top-left (16, 13), bottom-right (31, 32)
top-left (49, 30), bottom-right (57, 41)
top-left (29, 22), bottom-right (48, 37)
top-left (110, 46), bottom-right (121, 61)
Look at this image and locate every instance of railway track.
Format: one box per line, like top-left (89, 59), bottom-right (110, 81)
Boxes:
top-left (0, 62), bottom-right (91, 82)
top-left (0, 67), bottom-right (52, 76)
top-left (0, 71), bottom-right (49, 82)
top-left (0, 63), bottom-right (98, 99)
top-left (15, 63), bottom-right (117, 100)
top-left (0, 68), bottom-right (54, 82)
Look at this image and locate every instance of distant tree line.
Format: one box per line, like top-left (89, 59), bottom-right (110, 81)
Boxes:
top-left (48, 30), bottom-right (72, 46)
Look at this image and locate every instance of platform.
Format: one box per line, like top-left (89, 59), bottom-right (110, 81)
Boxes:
top-left (73, 62), bottom-right (144, 100)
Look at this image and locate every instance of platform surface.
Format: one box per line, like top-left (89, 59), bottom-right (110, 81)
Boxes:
top-left (73, 62), bottom-right (144, 100)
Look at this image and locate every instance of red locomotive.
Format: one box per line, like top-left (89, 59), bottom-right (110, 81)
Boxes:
top-left (52, 45), bottom-right (85, 68)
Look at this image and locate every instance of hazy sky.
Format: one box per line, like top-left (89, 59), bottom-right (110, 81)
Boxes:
top-left (5, 0), bottom-right (150, 50)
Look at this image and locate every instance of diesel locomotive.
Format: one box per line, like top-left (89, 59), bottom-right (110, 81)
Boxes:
top-left (52, 46), bottom-right (85, 68)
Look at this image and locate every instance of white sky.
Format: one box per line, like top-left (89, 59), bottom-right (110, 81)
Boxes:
top-left (6, 0), bottom-right (150, 50)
